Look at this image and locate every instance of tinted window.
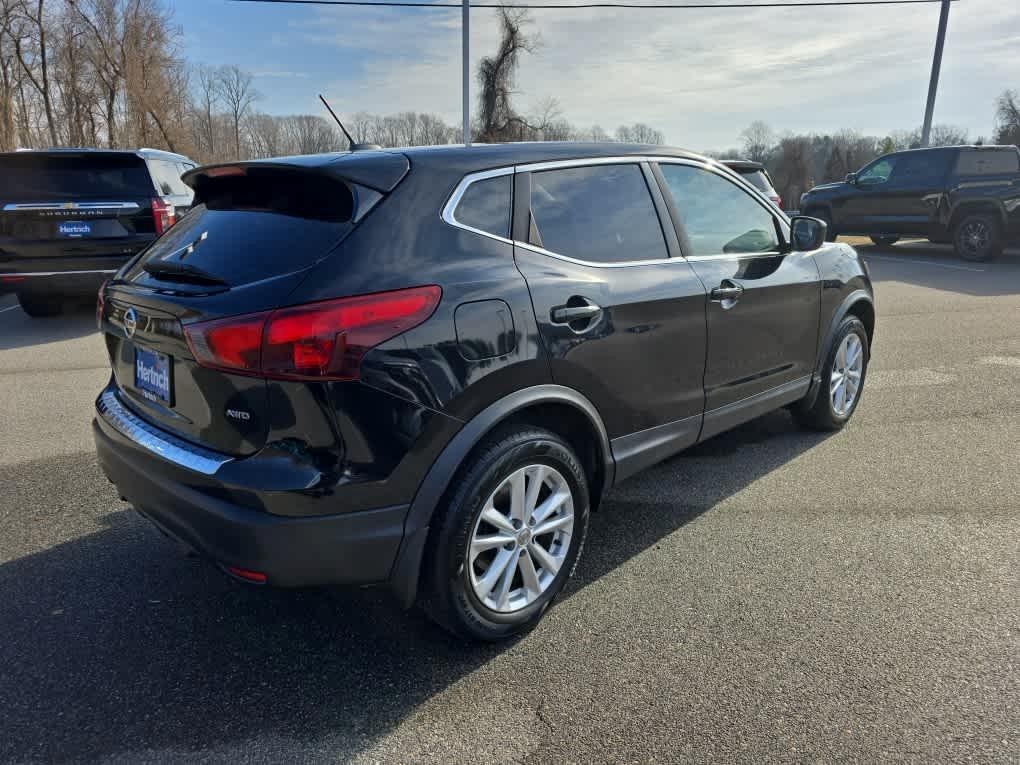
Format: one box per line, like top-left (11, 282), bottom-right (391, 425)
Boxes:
top-left (857, 157), bottom-right (896, 185)
top-left (148, 159), bottom-right (192, 197)
top-left (889, 151), bottom-right (951, 184)
top-left (738, 169), bottom-right (776, 194)
top-left (128, 170), bottom-right (354, 287)
top-left (954, 149), bottom-right (1020, 175)
top-left (659, 164), bottom-right (780, 257)
top-left (529, 164), bottom-right (667, 263)
top-left (454, 175), bottom-right (511, 238)
top-left (0, 153), bottom-right (153, 200)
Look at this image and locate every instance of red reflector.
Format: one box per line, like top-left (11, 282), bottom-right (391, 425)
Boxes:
top-left (226, 566), bottom-right (267, 583)
top-left (1, 275), bottom-right (27, 283)
top-left (205, 166), bottom-right (246, 178)
top-left (183, 286), bottom-right (441, 381)
top-left (96, 279), bottom-right (109, 330)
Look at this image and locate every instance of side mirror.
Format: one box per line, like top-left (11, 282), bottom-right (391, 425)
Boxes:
top-left (845, 172), bottom-right (857, 184)
top-left (790, 215), bottom-right (827, 251)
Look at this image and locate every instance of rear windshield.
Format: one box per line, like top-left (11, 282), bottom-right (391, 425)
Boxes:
top-left (0, 153), bottom-right (153, 200)
top-left (737, 169), bottom-right (775, 194)
top-left (954, 149), bottom-right (1020, 176)
top-left (129, 169), bottom-right (355, 287)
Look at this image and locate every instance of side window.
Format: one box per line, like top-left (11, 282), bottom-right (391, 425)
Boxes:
top-left (857, 156), bottom-right (896, 185)
top-left (529, 164), bottom-right (668, 264)
top-left (658, 164), bottom-right (780, 257)
top-left (148, 159), bottom-right (191, 196)
top-left (453, 174), bottom-right (512, 238)
top-left (890, 151), bottom-right (950, 184)
top-left (954, 149), bottom-right (1020, 176)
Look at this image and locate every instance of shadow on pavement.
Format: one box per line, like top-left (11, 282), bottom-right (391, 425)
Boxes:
top-left (0, 410), bottom-right (830, 762)
top-left (858, 240), bottom-right (1020, 297)
top-left (0, 301), bottom-right (98, 350)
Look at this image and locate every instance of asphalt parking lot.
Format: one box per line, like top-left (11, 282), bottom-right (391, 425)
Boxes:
top-left (1, 241), bottom-right (1018, 764)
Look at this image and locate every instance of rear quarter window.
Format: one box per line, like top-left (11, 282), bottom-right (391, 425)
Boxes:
top-left (954, 150), bottom-right (1020, 176)
top-left (452, 175), bottom-right (512, 238)
top-left (148, 159), bottom-right (193, 197)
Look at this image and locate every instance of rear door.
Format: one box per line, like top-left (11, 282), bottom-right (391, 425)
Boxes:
top-left (654, 160), bottom-right (820, 434)
top-left (878, 149), bottom-right (953, 234)
top-left (512, 160), bottom-right (708, 449)
top-left (0, 152), bottom-right (158, 275)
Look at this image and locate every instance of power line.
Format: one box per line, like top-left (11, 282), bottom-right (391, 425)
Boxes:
top-left (232, 0), bottom-right (959, 9)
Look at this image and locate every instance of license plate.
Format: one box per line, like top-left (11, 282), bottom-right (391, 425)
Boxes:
top-left (134, 347), bottom-right (173, 405)
top-left (57, 221), bottom-right (92, 238)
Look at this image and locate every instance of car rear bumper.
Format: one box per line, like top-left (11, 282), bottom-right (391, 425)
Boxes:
top-left (93, 391), bottom-right (410, 588)
top-left (2, 261), bottom-right (126, 296)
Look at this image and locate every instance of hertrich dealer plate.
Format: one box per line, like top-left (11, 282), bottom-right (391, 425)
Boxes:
top-left (134, 346), bottom-right (173, 405)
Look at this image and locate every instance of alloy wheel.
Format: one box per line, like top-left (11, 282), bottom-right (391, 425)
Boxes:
top-left (959, 219), bottom-right (990, 259)
top-left (467, 464), bottom-right (575, 613)
top-left (830, 333), bottom-right (864, 417)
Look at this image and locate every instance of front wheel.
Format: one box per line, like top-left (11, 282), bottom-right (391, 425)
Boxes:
top-left (420, 426), bottom-right (590, 641)
top-left (870, 235), bottom-right (900, 246)
top-left (793, 315), bottom-right (870, 431)
top-left (953, 213), bottom-right (1002, 262)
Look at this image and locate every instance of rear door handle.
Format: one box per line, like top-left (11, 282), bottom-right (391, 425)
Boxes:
top-left (551, 304), bottom-right (601, 323)
top-left (710, 281), bottom-right (744, 302)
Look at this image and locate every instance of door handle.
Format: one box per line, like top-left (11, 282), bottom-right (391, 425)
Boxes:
top-left (710, 281), bottom-right (744, 302)
top-left (550, 298), bottom-right (603, 329)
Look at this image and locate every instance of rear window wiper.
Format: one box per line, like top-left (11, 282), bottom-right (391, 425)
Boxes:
top-left (143, 260), bottom-right (229, 287)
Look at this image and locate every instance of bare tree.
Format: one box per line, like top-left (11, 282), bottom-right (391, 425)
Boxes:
top-left (615, 122), bottom-right (664, 145)
top-left (928, 123), bottom-right (969, 146)
top-left (282, 114), bottom-right (342, 155)
top-left (11, 0), bottom-right (58, 145)
top-left (740, 120), bottom-right (774, 163)
top-left (476, 6), bottom-right (533, 143)
top-left (217, 64), bottom-right (258, 159)
top-left (994, 90), bottom-right (1019, 146)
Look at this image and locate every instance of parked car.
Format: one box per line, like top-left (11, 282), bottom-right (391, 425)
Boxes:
top-left (0, 147), bottom-right (196, 316)
top-left (799, 145), bottom-right (1020, 261)
top-left (93, 143), bottom-right (875, 641)
top-left (721, 159), bottom-right (782, 208)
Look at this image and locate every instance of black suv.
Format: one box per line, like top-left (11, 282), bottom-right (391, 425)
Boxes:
top-left (800, 145), bottom-right (1020, 261)
top-left (94, 144), bottom-right (875, 640)
top-left (0, 148), bottom-right (196, 316)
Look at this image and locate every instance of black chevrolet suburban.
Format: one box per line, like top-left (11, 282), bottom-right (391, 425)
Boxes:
top-left (799, 145), bottom-right (1020, 261)
top-left (0, 148), bottom-right (196, 316)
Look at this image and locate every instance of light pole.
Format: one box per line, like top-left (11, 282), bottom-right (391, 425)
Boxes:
top-left (920, 0), bottom-right (951, 147)
top-left (462, 0), bottom-right (471, 146)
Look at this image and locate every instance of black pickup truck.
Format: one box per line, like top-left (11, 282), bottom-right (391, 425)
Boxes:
top-left (799, 145), bottom-right (1020, 261)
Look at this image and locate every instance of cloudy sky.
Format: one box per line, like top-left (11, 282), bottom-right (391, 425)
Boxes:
top-left (173, 0), bottom-right (1019, 151)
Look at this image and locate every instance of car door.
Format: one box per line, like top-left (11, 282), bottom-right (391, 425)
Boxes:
top-left (511, 160), bottom-right (708, 477)
top-left (653, 160), bottom-right (821, 439)
top-left (878, 149), bottom-right (953, 234)
top-left (837, 154), bottom-right (899, 233)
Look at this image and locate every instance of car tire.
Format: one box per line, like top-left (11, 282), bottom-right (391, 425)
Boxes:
top-left (793, 315), bottom-right (869, 432)
top-left (870, 236), bottom-right (900, 246)
top-left (420, 426), bottom-right (590, 641)
top-left (17, 293), bottom-right (63, 318)
top-left (953, 213), bottom-right (1003, 262)
top-left (808, 209), bottom-right (837, 242)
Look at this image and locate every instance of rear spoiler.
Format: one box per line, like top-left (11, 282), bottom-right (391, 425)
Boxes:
top-left (182, 150), bottom-right (410, 194)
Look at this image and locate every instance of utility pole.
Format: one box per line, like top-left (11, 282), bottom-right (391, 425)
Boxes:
top-left (920, 0), bottom-right (951, 147)
top-left (462, 0), bottom-right (471, 146)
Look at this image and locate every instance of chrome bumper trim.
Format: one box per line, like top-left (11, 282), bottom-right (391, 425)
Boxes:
top-left (97, 389), bottom-right (231, 476)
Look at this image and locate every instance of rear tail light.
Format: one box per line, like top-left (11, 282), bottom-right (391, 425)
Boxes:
top-left (225, 565), bottom-right (267, 584)
top-left (183, 285), bottom-right (441, 381)
top-left (152, 197), bottom-right (177, 235)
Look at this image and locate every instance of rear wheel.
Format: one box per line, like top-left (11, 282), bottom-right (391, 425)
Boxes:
top-left (17, 293), bottom-right (62, 318)
top-left (421, 426), bottom-right (590, 641)
top-left (793, 315), bottom-right (869, 431)
top-left (870, 235), bottom-right (900, 246)
top-left (953, 213), bottom-right (1002, 262)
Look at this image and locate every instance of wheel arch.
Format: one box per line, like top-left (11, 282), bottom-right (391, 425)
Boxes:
top-left (948, 200), bottom-right (1007, 231)
top-left (388, 385), bottom-right (614, 608)
top-left (803, 289), bottom-right (875, 409)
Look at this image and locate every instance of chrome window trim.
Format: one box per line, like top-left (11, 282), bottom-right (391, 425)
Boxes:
top-left (440, 165), bottom-right (515, 245)
top-left (441, 154), bottom-right (791, 268)
top-left (2, 201), bottom-right (141, 212)
top-left (0, 269), bottom-right (117, 277)
top-left (97, 389), bottom-right (231, 476)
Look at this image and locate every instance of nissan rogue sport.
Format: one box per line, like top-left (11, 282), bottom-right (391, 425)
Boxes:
top-left (93, 143), bottom-right (875, 641)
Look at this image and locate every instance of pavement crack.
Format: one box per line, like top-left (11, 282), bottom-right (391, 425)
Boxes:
top-left (535, 697), bottom-right (555, 736)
